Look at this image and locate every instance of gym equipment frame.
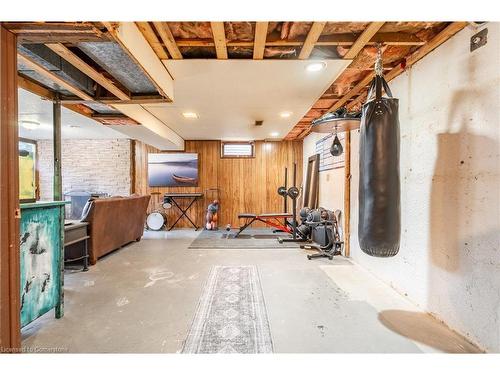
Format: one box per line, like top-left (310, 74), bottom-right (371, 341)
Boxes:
top-left (235, 213), bottom-right (293, 237)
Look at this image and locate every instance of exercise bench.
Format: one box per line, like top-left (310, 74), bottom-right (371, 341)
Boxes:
top-left (235, 213), bottom-right (293, 237)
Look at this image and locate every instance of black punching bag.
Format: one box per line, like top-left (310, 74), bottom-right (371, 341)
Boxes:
top-left (358, 75), bottom-right (400, 257)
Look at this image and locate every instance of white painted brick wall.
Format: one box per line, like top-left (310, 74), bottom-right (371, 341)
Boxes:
top-left (37, 139), bottom-right (131, 199)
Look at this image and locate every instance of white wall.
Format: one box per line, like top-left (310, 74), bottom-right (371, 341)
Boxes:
top-left (349, 24), bottom-right (500, 352)
top-left (303, 132), bottom-right (344, 211)
top-left (37, 139), bottom-right (132, 200)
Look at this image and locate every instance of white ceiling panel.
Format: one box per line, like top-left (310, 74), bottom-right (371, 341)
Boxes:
top-left (144, 59), bottom-right (349, 140)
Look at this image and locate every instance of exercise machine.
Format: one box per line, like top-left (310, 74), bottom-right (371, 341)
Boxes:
top-left (300, 208), bottom-right (344, 260)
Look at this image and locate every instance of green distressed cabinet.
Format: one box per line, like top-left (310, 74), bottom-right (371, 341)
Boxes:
top-left (20, 201), bottom-right (66, 328)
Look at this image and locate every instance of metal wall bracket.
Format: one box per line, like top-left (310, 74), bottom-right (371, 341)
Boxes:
top-left (470, 28), bottom-right (488, 52)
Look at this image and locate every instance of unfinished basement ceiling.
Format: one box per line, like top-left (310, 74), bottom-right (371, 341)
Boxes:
top-left (6, 21), bottom-right (459, 146)
top-left (144, 59), bottom-right (350, 140)
top-left (18, 89), bottom-right (127, 140)
top-left (77, 42), bottom-right (158, 94)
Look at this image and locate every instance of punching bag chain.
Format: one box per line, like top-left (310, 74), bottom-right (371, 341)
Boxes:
top-left (374, 43), bottom-right (384, 77)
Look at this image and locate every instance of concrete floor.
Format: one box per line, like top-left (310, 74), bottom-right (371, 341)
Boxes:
top-left (22, 229), bottom-right (481, 353)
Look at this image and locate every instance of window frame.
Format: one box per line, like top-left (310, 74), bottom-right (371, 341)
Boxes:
top-left (220, 141), bottom-right (256, 159)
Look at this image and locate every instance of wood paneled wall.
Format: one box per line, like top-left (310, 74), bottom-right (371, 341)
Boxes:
top-left (133, 140), bottom-right (303, 228)
top-left (0, 25), bottom-right (21, 350)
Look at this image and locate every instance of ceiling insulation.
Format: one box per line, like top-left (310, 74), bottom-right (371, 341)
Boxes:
top-left (77, 42), bottom-right (157, 94)
top-left (84, 101), bottom-right (121, 114)
top-left (168, 22), bottom-right (213, 39)
top-left (18, 69), bottom-right (73, 96)
top-left (18, 44), bottom-right (95, 96)
top-left (224, 22), bottom-right (255, 41)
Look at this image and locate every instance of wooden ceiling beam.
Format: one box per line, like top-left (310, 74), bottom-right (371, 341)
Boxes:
top-left (3, 22), bottom-right (108, 43)
top-left (298, 22), bottom-right (327, 59)
top-left (327, 73), bottom-right (374, 112)
top-left (152, 22), bottom-right (183, 59)
top-left (91, 114), bottom-right (140, 125)
top-left (385, 22), bottom-right (468, 81)
top-left (45, 43), bottom-right (130, 100)
top-left (59, 96), bottom-right (169, 105)
top-left (173, 33), bottom-right (425, 48)
top-left (17, 52), bottom-right (93, 101)
top-left (288, 23), bottom-right (468, 140)
top-left (104, 22), bottom-right (174, 100)
top-left (210, 22), bottom-right (228, 59)
top-left (3, 22), bottom-right (101, 34)
top-left (17, 74), bottom-right (55, 100)
top-left (346, 22), bottom-right (469, 110)
top-left (136, 22), bottom-right (169, 60)
top-left (253, 22), bottom-right (268, 59)
top-left (366, 32), bottom-right (425, 46)
top-left (344, 22), bottom-right (385, 59)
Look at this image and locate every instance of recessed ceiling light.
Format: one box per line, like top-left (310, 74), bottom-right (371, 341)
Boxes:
top-left (20, 120), bottom-right (40, 130)
top-left (270, 132), bottom-right (279, 137)
top-left (280, 111), bottom-right (292, 118)
top-left (305, 62), bottom-right (327, 72)
top-left (182, 112), bottom-right (199, 119)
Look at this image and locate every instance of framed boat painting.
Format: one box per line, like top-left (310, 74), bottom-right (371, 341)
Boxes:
top-left (148, 153), bottom-right (199, 187)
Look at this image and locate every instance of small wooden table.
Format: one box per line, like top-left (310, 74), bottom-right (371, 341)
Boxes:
top-left (64, 221), bottom-right (89, 271)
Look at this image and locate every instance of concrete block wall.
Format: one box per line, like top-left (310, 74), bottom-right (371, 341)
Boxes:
top-left (348, 24), bottom-right (500, 352)
top-left (37, 139), bottom-right (132, 200)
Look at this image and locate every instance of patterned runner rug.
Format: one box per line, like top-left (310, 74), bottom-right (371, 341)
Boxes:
top-left (182, 265), bottom-right (273, 353)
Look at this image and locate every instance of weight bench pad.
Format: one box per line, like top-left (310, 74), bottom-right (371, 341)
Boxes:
top-left (238, 213), bottom-right (292, 219)
top-left (238, 213), bottom-right (257, 218)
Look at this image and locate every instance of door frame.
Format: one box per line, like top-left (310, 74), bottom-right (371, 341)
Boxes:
top-left (0, 24), bottom-right (21, 351)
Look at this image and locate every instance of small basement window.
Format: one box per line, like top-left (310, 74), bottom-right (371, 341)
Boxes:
top-left (221, 142), bottom-right (255, 158)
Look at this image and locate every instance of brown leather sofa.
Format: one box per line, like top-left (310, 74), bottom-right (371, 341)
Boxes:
top-left (82, 195), bottom-right (150, 264)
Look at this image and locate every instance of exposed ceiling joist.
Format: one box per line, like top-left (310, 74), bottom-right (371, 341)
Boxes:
top-left (18, 74), bottom-right (139, 126)
top-left (298, 22), bottom-right (327, 59)
top-left (365, 32), bottom-right (425, 46)
top-left (210, 22), bottom-right (228, 59)
top-left (385, 22), bottom-right (469, 81)
top-left (91, 113), bottom-right (139, 125)
top-left (344, 22), bottom-right (385, 59)
top-left (321, 22), bottom-right (467, 125)
top-left (18, 74), bottom-right (55, 100)
top-left (18, 52), bottom-right (93, 101)
top-left (45, 43), bottom-right (130, 100)
top-left (5, 22), bottom-right (101, 34)
top-left (60, 96), bottom-right (169, 105)
top-left (173, 32), bottom-right (426, 48)
top-left (328, 73), bottom-right (373, 112)
top-left (3, 22), bottom-right (107, 43)
top-left (105, 22), bottom-right (174, 101)
top-left (253, 22), bottom-right (268, 60)
top-left (346, 21), bottom-right (469, 109)
top-left (152, 22), bottom-right (183, 59)
top-left (136, 22), bottom-right (169, 60)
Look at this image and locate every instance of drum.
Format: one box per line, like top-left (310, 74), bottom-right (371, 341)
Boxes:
top-left (162, 196), bottom-right (172, 209)
top-left (146, 211), bottom-right (167, 231)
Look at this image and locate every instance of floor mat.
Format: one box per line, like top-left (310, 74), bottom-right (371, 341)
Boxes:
top-left (188, 229), bottom-right (300, 249)
top-left (182, 265), bottom-right (273, 353)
